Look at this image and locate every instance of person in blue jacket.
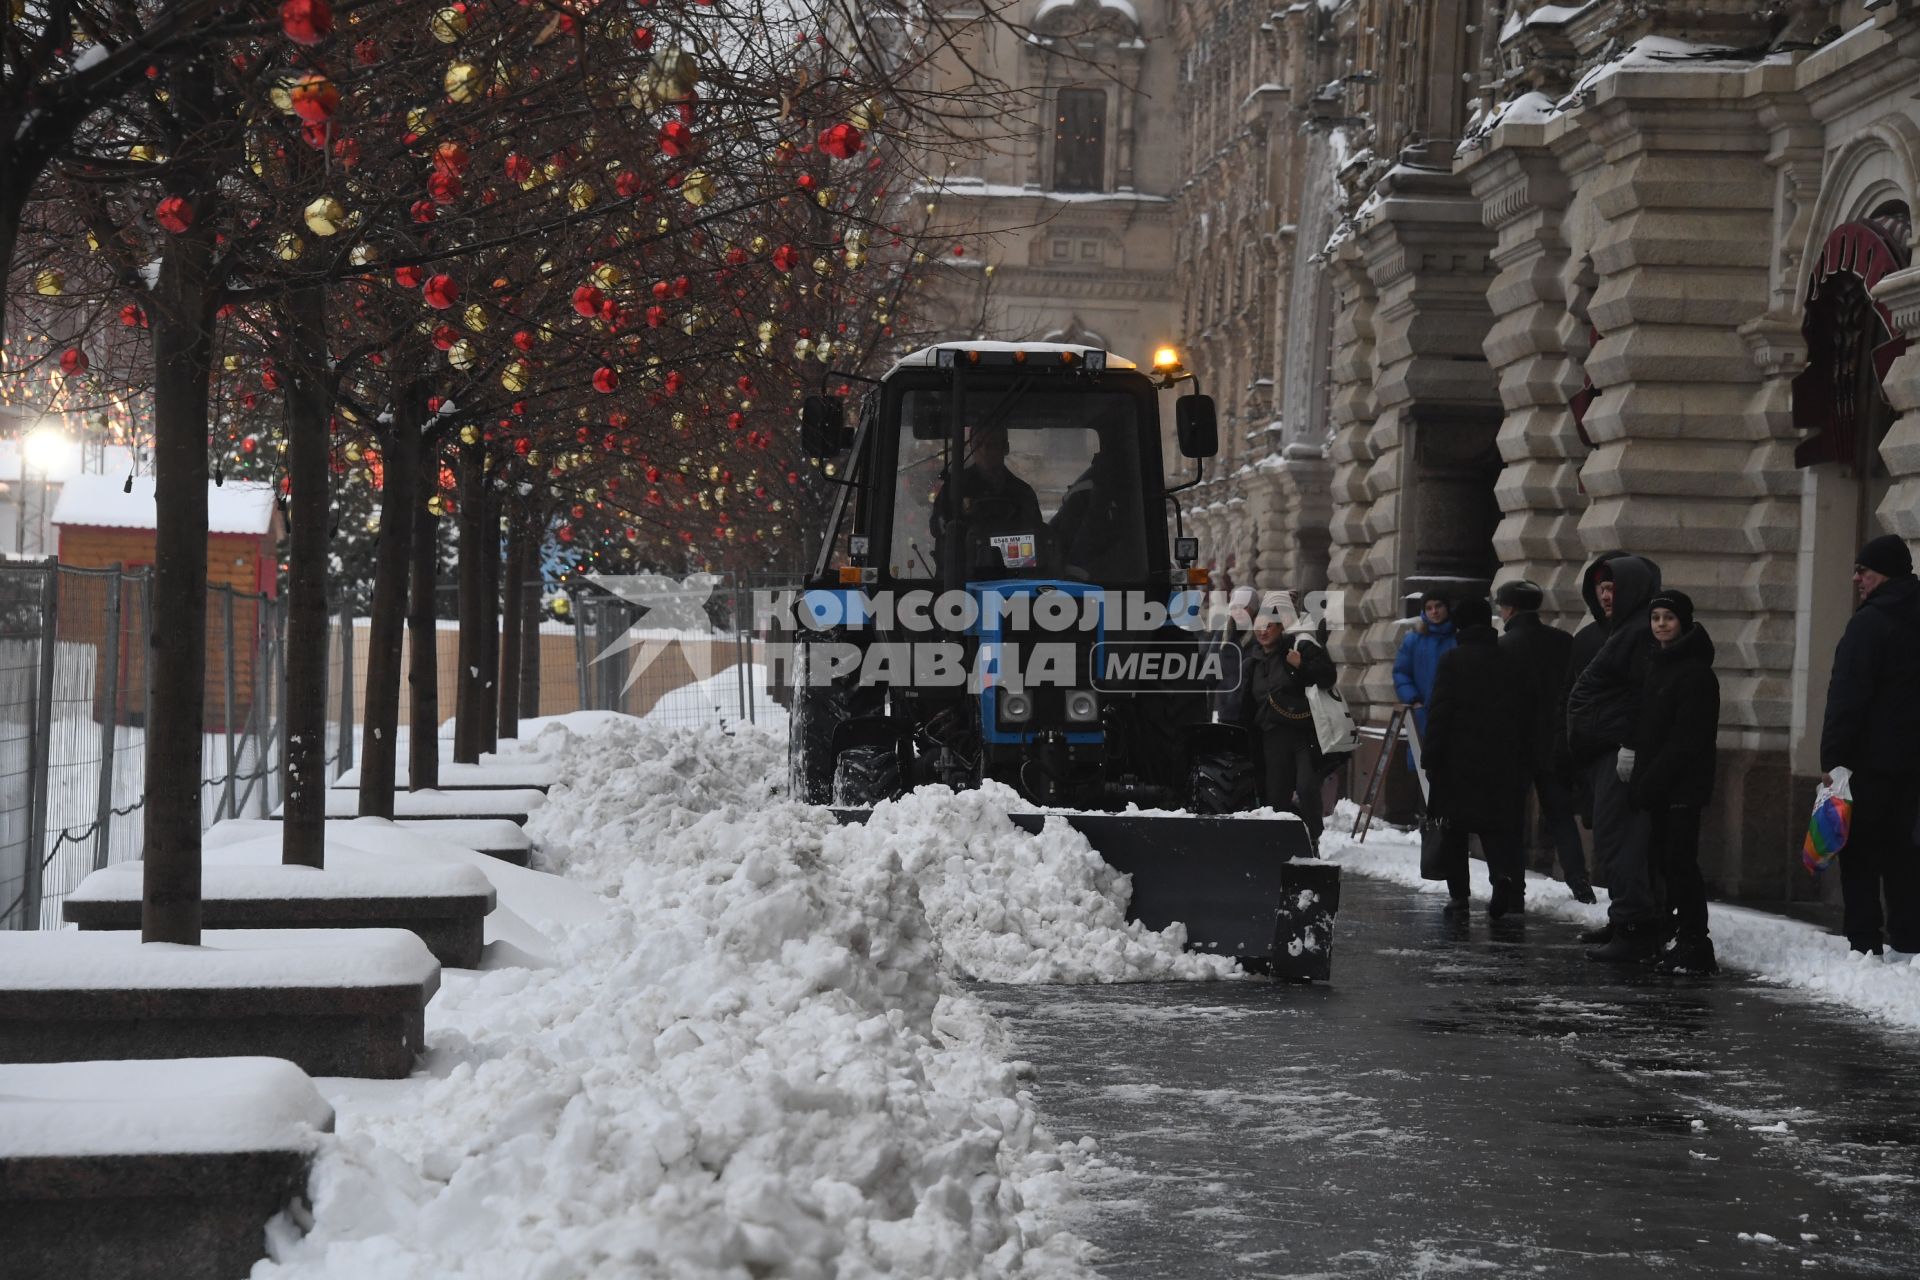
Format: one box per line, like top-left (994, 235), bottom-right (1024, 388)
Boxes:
top-left (1393, 592), bottom-right (1456, 745)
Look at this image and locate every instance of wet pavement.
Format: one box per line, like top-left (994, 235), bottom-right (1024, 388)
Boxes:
top-left (984, 875), bottom-right (1920, 1278)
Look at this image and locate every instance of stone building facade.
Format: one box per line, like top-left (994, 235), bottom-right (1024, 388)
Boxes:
top-left (926, 0), bottom-right (1920, 899)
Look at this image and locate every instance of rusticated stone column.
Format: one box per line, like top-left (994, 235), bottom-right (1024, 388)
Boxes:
top-left (1324, 238), bottom-right (1380, 704)
top-left (1872, 265), bottom-right (1920, 550)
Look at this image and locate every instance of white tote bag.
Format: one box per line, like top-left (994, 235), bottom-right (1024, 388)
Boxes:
top-left (1302, 645), bottom-right (1360, 758)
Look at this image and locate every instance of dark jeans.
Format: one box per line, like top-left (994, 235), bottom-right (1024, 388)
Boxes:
top-left (1649, 804), bottom-right (1708, 938)
top-left (1261, 720), bottom-right (1323, 844)
top-left (1841, 769), bottom-right (1920, 954)
top-left (1534, 770), bottom-right (1589, 887)
top-left (1590, 752), bottom-right (1658, 927)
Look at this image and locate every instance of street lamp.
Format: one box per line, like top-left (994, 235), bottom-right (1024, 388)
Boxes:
top-left (20, 424), bottom-right (68, 557)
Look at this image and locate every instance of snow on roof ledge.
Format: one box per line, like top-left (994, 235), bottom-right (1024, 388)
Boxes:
top-left (0, 1057), bottom-right (334, 1159)
top-left (51, 474), bottom-right (277, 536)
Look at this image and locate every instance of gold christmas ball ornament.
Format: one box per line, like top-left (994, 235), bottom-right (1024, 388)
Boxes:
top-left (447, 339), bottom-right (477, 369)
top-left (223, 354), bottom-right (242, 372)
top-left (592, 263), bottom-right (623, 289)
top-left (750, 235), bottom-right (769, 255)
top-left (128, 144), bottom-right (157, 162)
top-left (33, 269), bottom-right (63, 296)
top-left (275, 232), bottom-right (304, 260)
top-left (811, 256), bottom-right (832, 277)
top-left (843, 249), bottom-right (866, 270)
top-left (550, 593), bottom-right (570, 617)
top-left (344, 442), bottom-right (363, 462)
top-left (427, 494), bottom-right (446, 516)
top-left (502, 359), bottom-right (531, 392)
top-left (364, 513), bottom-right (381, 533)
top-left (429, 7), bottom-right (467, 43)
top-left (757, 320), bottom-right (778, 342)
top-left (815, 339), bottom-right (834, 363)
top-left (443, 63), bottom-right (482, 103)
top-left (793, 338), bottom-right (812, 359)
top-left (652, 47), bottom-right (699, 92)
top-left (983, 264), bottom-right (996, 278)
top-left (407, 106), bottom-right (434, 134)
top-left (348, 243), bottom-right (375, 267)
top-left (459, 424), bottom-right (480, 445)
top-left (656, 216), bottom-right (673, 234)
top-left (568, 180), bottom-right (596, 211)
top-left (303, 196), bottom-right (346, 236)
top-left (850, 98), bottom-right (885, 130)
top-left (681, 170), bottom-right (713, 206)
top-left (463, 302), bottom-right (488, 331)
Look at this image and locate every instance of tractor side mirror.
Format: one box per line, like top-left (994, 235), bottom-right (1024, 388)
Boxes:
top-left (1175, 395), bottom-right (1218, 459)
top-left (800, 395), bottom-right (849, 458)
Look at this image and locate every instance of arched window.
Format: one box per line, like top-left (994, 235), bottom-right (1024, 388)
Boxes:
top-left (1052, 88), bottom-right (1106, 192)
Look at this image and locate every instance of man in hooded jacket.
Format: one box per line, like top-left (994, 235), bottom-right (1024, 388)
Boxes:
top-left (1497, 579), bottom-right (1593, 903)
top-left (1821, 534), bottom-right (1920, 959)
top-left (1567, 553), bottom-right (1665, 957)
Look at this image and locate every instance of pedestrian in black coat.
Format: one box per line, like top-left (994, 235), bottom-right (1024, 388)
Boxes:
top-left (1567, 553), bottom-right (1666, 953)
top-left (1624, 591), bottom-right (1720, 973)
top-left (1423, 597), bottom-right (1533, 916)
top-left (1239, 595), bottom-right (1337, 846)
top-left (1496, 579), bottom-right (1592, 902)
top-left (1820, 534), bottom-right (1920, 958)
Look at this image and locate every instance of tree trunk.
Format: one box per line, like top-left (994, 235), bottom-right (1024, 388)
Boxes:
top-left (452, 437), bottom-right (485, 764)
top-left (498, 504), bottom-right (527, 742)
top-left (407, 444), bottom-right (441, 791)
top-left (357, 384), bottom-right (422, 818)
top-left (521, 505), bottom-right (543, 719)
top-left (480, 479), bottom-right (500, 754)
top-left (141, 66), bottom-right (222, 945)
top-left (278, 282), bottom-right (330, 867)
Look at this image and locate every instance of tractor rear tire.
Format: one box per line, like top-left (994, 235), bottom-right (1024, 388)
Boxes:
top-left (1188, 749), bottom-right (1256, 814)
top-left (832, 745), bottom-right (900, 807)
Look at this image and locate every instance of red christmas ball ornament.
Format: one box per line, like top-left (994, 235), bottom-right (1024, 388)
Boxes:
top-left (673, 275), bottom-right (690, 297)
top-left (59, 347), bottom-right (88, 377)
top-left (952, 244), bottom-right (965, 257)
top-left (646, 306), bottom-right (667, 328)
top-left (287, 74), bottom-right (340, 124)
top-left (512, 329), bottom-right (535, 352)
top-left (155, 195), bottom-right (193, 233)
top-left (592, 366), bottom-right (619, 394)
top-left (431, 324), bottom-right (458, 350)
top-left (772, 244), bottom-right (798, 272)
top-left (659, 121), bottom-right (692, 157)
top-left (433, 141), bottom-right (470, 175)
top-left (119, 304), bottom-right (146, 327)
top-left (261, 369), bottom-right (282, 391)
top-left (557, 523), bottom-right (574, 544)
top-left (427, 171), bottom-right (462, 204)
top-left (353, 37), bottom-right (380, 64)
top-left (664, 371), bottom-right (684, 394)
top-left (410, 199), bottom-right (437, 223)
top-left (817, 123), bottom-right (865, 160)
top-left (513, 437), bottom-right (531, 456)
top-left (241, 436), bottom-right (258, 455)
top-left (280, 0), bottom-right (333, 45)
top-left (422, 274), bottom-right (459, 309)
top-left (795, 173), bottom-right (814, 191)
top-left (631, 25), bottom-right (653, 51)
top-left (615, 171), bottom-right (642, 198)
top-left (394, 264), bottom-right (424, 289)
top-left (333, 136), bottom-right (360, 168)
top-left (504, 153), bottom-right (532, 183)
top-left (651, 280), bottom-right (671, 301)
top-left (572, 285), bottom-right (605, 318)
top-left (727, 412), bottom-right (744, 431)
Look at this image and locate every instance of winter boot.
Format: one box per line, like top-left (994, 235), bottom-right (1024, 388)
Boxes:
top-left (1442, 895), bottom-right (1472, 917)
top-left (1567, 880), bottom-right (1597, 905)
top-left (1587, 924), bottom-right (1660, 963)
top-left (1578, 922), bottom-right (1615, 946)
top-left (1488, 878), bottom-right (1525, 919)
top-left (1655, 935), bottom-right (1719, 975)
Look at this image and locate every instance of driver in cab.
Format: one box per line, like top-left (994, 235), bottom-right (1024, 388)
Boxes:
top-left (932, 424), bottom-right (1044, 568)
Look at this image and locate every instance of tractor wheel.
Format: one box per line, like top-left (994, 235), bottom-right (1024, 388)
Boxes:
top-left (1188, 749), bottom-right (1257, 814)
top-left (832, 745), bottom-right (900, 807)
top-left (788, 643), bottom-right (882, 804)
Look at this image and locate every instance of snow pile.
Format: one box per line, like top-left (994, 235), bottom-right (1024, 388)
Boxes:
top-left (860, 784), bottom-right (1240, 983)
top-left (261, 717), bottom-right (1115, 1278)
top-left (1321, 802), bottom-right (1920, 1032)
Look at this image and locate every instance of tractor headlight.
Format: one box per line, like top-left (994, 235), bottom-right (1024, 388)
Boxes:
top-left (1001, 690), bottom-right (1033, 724)
top-left (1065, 690), bottom-right (1100, 723)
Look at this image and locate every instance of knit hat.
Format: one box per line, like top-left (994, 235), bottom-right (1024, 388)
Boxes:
top-left (1856, 534), bottom-right (1914, 579)
top-left (1417, 589), bottom-right (1450, 609)
top-left (1493, 579), bottom-right (1544, 610)
top-left (1451, 597), bottom-right (1493, 631)
top-left (1648, 590), bottom-right (1695, 632)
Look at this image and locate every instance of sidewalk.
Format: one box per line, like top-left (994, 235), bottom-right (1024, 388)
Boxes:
top-left (988, 872), bottom-right (1920, 1278)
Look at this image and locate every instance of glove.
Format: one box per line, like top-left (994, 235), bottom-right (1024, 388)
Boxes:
top-left (1615, 748), bottom-right (1636, 783)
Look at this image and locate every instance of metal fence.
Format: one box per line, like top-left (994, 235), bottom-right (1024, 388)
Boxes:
top-left (0, 560), bottom-right (352, 931)
top-left (0, 563), bottom-right (795, 930)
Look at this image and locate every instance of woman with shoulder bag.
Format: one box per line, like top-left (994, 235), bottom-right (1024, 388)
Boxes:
top-left (1242, 592), bottom-right (1337, 849)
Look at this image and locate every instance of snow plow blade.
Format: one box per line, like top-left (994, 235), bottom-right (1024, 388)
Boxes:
top-left (830, 809), bottom-right (1341, 980)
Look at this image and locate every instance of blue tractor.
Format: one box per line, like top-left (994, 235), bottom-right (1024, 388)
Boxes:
top-left (781, 342), bottom-right (1341, 979)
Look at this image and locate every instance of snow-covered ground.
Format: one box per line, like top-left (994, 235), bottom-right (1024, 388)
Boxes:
top-left (1320, 800), bottom-right (1920, 1032)
top-left (257, 715), bottom-right (1238, 1278)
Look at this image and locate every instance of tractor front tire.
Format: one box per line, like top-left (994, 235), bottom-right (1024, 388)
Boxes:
top-left (1188, 749), bottom-right (1257, 814)
top-left (832, 745), bottom-right (900, 807)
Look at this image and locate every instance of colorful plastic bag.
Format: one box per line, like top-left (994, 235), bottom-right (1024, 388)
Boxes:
top-left (1802, 766), bottom-right (1853, 876)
